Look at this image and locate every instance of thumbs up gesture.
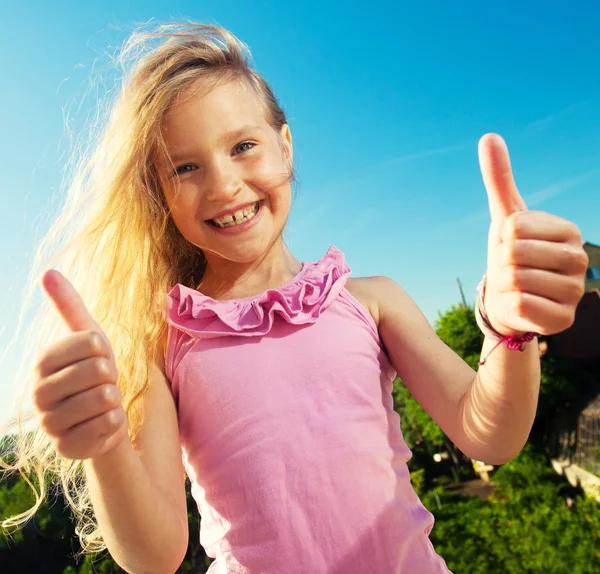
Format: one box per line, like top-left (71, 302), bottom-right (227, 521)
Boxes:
top-left (32, 270), bottom-right (128, 460)
top-left (479, 134), bottom-right (589, 337)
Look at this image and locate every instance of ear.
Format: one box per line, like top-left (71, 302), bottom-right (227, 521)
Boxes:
top-left (280, 123), bottom-right (293, 166)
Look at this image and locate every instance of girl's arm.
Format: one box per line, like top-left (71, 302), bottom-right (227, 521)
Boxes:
top-left (39, 270), bottom-right (188, 574)
top-left (83, 360), bottom-right (189, 573)
top-left (365, 276), bottom-right (540, 465)
top-left (38, 270), bottom-right (188, 572)
top-left (355, 134), bottom-right (586, 465)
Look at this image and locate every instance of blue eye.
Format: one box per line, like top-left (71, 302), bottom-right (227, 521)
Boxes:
top-left (233, 141), bottom-right (255, 155)
top-left (172, 164), bottom-right (197, 177)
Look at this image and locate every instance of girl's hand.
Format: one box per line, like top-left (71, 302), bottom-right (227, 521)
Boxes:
top-left (32, 271), bottom-right (128, 460)
top-left (478, 133), bottom-right (589, 337)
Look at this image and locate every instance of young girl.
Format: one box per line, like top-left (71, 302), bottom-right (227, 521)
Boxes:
top-left (1, 23), bottom-right (588, 573)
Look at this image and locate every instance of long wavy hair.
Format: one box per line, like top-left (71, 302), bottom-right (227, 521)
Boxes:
top-left (0, 22), bottom-right (289, 555)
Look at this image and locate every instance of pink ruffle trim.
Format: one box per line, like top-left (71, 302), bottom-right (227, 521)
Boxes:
top-left (167, 246), bottom-right (350, 339)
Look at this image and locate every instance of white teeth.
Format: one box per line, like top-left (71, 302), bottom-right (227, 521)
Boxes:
top-left (211, 202), bottom-right (259, 228)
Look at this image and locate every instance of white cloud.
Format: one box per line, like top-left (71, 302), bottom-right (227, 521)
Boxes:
top-left (433, 170), bottom-right (599, 233)
top-left (377, 143), bottom-right (469, 167)
top-left (526, 101), bottom-right (591, 132)
top-left (523, 171), bottom-right (599, 206)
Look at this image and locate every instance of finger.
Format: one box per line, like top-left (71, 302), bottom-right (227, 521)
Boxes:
top-left (501, 212), bottom-right (584, 244)
top-left (479, 134), bottom-right (528, 223)
top-left (34, 356), bottom-right (117, 411)
top-left (500, 239), bottom-right (590, 275)
top-left (35, 331), bottom-right (112, 379)
top-left (496, 268), bottom-right (585, 304)
top-left (40, 384), bottom-right (122, 436)
top-left (41, 270), bottom-right (102, 333)
top-left (503, 292), bottom-right (576, 335)
top-left (54, 407), bottom-right (127, 460)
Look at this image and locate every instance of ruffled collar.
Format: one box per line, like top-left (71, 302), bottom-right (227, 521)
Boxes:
top-left (167, 246), bottom-right (350, 339)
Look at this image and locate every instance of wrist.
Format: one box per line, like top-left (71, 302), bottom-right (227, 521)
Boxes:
top-left (86, 425), bottom-right (133, 469)
top-left (476, 274), bottom-right (537, 364)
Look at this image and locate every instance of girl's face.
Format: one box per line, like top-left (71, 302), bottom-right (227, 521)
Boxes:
top-left (158, 80), bottom-right (293, 267)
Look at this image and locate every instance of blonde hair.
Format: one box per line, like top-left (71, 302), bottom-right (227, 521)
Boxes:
top-left (0, 22), bottom-right (289, 555)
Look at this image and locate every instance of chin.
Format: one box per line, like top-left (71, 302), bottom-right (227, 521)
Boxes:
top-left (204, 237), bottom-right (282, 265)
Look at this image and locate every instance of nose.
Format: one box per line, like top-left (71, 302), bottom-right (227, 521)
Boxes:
top-left (204, 159), bottom-right (243, 202)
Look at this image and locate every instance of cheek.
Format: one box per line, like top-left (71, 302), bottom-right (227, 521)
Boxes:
top-left (250, 147), bottom-right (291, 190)
top-left (164, 194), bottom-right (206, 241)
top-left (266, 183), bottom-right (292, 221)
top-left (165, 185), bottom-right (202, 216)
top-left (245, 161), bottom-right (289, 216)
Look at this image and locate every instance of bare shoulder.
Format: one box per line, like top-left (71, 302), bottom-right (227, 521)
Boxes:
top-left (345, 276), bottom-right (413, 327)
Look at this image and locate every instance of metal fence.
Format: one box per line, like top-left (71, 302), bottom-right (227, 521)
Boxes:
top-left (574, 399), bottom-right (600, 476)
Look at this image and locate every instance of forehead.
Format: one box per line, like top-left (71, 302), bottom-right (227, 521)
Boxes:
top-left (162, 80), bottom-right (268, 142)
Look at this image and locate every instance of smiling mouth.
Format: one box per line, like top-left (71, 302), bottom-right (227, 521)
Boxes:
top-left (208, 201), bottom-right (261, 228)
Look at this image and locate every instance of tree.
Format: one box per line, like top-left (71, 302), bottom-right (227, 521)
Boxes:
top-left (1, 470), bottom-right (77, 573)
top-left (434, 303), bottom-right (484, 370)
top-left (392, 379), bottom-right (446, 450)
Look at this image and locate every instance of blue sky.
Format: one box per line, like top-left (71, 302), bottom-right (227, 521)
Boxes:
top-left (1, 1), bottom-right (600, 424)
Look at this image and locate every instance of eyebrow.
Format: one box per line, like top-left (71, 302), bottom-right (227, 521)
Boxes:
top-left (168, 125), bottom-right (264, 165)
top-left (220, 125), bottom-right (264, 145)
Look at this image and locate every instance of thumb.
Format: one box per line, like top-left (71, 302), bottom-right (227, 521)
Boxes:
top-left (478, 133), bottom-right (528, 224)
top-left (41, 270), bottom-right (103, 334)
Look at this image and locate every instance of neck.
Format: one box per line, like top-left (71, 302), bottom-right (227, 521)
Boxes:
top-left (199, 239), bottom-right (302, 300)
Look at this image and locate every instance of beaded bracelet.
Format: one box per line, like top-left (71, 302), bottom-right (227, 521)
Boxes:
top-left (475, 276), bottom-right (537, 365)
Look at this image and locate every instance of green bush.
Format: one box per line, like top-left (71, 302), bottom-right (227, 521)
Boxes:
top-left (424, 448), bottom-right (600, 574)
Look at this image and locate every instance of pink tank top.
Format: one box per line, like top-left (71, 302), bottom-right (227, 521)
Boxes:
top-left (165, 246), bottom-right (451, 573)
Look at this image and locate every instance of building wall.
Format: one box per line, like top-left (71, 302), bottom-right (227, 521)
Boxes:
top-left (550, 290), bottom-right (600, 359)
